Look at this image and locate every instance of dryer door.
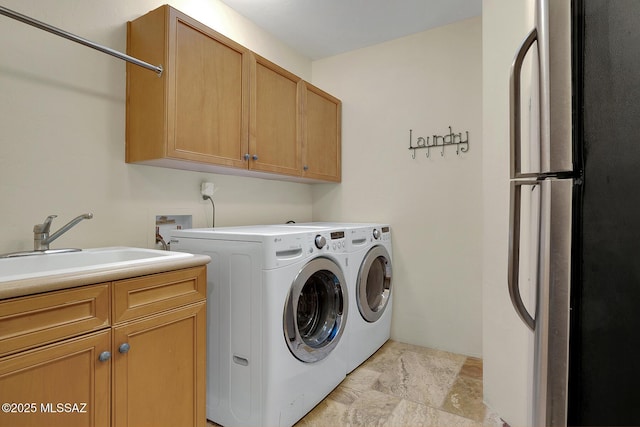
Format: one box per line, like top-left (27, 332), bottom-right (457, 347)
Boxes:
top-left (284, 257), bottom-right (347, 363)
top-left (357, 245), bottom-right (392, 322)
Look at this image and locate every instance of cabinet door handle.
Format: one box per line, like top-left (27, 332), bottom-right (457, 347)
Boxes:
top-left (118, 343), bottom-right (131, 354)
top-left (98, 351), bottom-right (111, 362)
top-left (303, 165), bottom-right (309, 171)
top-left (252, 154), bottom-right (259, 161)
top-left (243, 153), bottom-right (250, 161)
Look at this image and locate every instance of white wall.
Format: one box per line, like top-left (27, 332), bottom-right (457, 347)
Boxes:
top-left (0, 0), bottom-right (313, 254)
top-left (311, 17), bottom-right (483, 357)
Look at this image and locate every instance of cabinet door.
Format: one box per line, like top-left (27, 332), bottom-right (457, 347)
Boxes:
top-left (112, 303), bottom-right (206, 427)
top-left (301, 82), bottom-right (342, 182)
top-left (0, 330), bottom-right (111, 427)
top-left (249, 54), bottom-right (302, 177)
top-left (169, 8), bottom-right (250, 167)
top-left (128, 5), bottom-right (250, 168)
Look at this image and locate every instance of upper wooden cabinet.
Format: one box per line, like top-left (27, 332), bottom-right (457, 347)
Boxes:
top-left (126, 5), bottom-right (341, 183)
top-left (301, 82), bottom-right (342, 182)
top-left (127, 5), bottom-right (250, 169)
top-left (249, 53), bottom-right (302, 178)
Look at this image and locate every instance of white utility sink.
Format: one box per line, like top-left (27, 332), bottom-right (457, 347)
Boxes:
top-left (0, 247), bottom-right (193, 283)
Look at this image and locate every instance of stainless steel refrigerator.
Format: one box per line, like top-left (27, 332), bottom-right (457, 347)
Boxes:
top-left (506, 0), bottom-right (640, 425)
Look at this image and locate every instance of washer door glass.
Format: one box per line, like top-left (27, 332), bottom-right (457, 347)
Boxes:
top-left (283, 257), bottom-right (347, 363)
top-left (357, 245), bottom-right (392, 322)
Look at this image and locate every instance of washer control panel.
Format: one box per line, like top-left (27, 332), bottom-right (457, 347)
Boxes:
top-left (311, 230), bottom-right (347, 253)
top-left (373, 226), bottom-right (391, 242)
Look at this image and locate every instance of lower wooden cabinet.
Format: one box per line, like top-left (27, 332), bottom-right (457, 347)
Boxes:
top-left (0, 330), bottom-right (111, 427)
top-left (0, 266), bottom-right (207, 427)
top-left (112, 302), bottom-right (206, 427)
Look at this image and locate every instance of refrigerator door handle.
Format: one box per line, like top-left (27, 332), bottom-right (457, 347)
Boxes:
top-left (508, 181), bottom-right (536, 330)
top-left (509, 28), bottom-right (538, 180)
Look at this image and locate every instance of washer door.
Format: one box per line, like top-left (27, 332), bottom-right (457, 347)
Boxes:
top-left (357, 245), bottom-right (392, 323)
top-left (283, 257), bottom-right (347, 363)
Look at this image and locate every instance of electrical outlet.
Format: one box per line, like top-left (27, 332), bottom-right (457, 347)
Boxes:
top-left (201, 182), bottom-right (215, 197)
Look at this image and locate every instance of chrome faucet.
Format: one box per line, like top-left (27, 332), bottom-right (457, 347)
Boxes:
top-left (33, 213), bottom-right (93, 251)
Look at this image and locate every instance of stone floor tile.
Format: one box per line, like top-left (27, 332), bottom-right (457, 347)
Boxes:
top-left (326, 385), bottom-right (361, 406)
top-left (360, 340), bottom-right (407, 373)
top-left (294, 398), bottom-right (350, 427)
top-left (343, 389), bottom-right (401, 426)
top-left (484, 409), bottom-right (509, 427)
top-left (459, 356), bottom-right (483, 380)
top-left (442, 375), bottom-right (486, 422)
top-left (373, 349), bottom-right (464, 407)
top-left (383, 399), bottom-right (482, 427)
top-left (340, 367), bottom-right (382, 392)
top-left (383, 340), bottom-right (467, 364)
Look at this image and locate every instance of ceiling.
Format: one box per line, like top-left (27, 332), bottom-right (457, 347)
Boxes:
top-left (220, 0), bottom-right (482, 60)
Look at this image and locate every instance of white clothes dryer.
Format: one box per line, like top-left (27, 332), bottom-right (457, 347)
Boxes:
top-left (170, 225), bottom-right (349, 427)
top-left (285, 223), bottom-right (393, 373)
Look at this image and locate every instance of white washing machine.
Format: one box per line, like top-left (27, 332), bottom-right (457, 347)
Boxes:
top-left (169, 225), bottom-right (349, 427)
top-left (284, 223), bottom-right (393, 373)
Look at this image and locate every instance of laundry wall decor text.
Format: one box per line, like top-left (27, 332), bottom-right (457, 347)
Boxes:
top-left (408, 126), bottom-right (469, 159)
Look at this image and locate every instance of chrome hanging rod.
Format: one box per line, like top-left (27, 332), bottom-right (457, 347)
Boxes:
top-left (0, 5), bottom-right (163, 76)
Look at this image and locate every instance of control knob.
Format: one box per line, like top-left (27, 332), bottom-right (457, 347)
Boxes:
top-left (373, 229), bottom-right (381, 239)
top-left (315, 235), bottom-right (327, 249)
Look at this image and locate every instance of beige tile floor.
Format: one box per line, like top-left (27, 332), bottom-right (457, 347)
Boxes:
top-left (208, 340), bottom-right (506, 427)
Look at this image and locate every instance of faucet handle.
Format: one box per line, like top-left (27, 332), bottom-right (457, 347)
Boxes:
top-left (34, 215), bottom-right (57, 233)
